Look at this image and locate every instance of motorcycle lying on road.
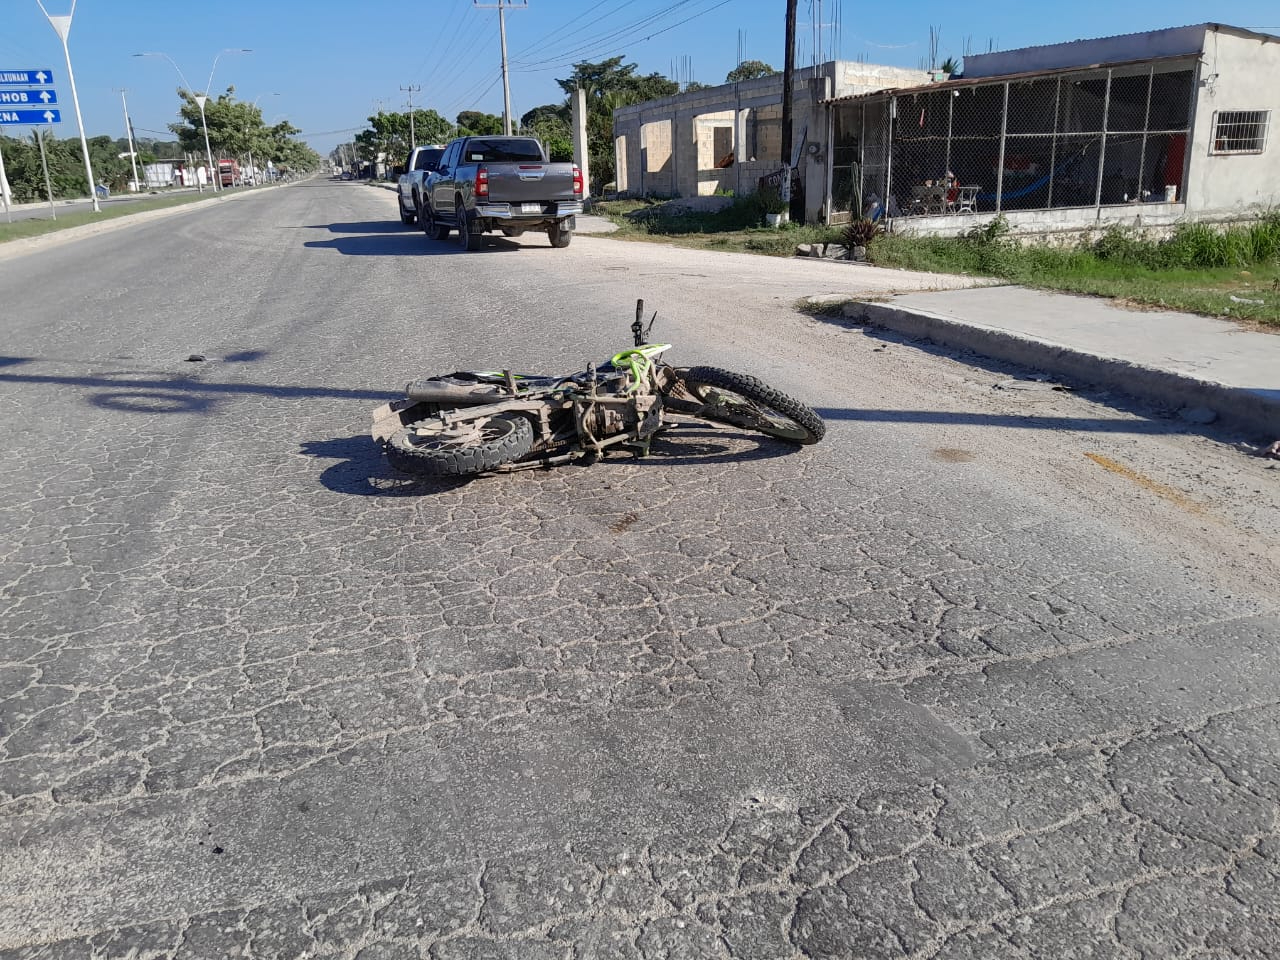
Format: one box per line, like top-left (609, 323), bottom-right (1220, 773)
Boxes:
top-left (371, 300), bottom-right (825, 478)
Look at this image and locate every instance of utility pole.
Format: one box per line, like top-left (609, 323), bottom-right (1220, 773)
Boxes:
top-left (474, 0), bottom-right (527, 135)
top-left (780, 0), bottom-right (798, 207)
top-left (400, 84), bottom-right (420, 145)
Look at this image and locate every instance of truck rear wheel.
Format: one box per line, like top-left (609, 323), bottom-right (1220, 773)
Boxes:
top-left (457, 207), bottom-right (483, 252)
top-left (548, 221), bottom-right (572, 248)
top-left (420, 200), bottom-right (449, 241)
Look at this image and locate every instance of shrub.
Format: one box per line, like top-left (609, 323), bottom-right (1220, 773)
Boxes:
top-left (842, 218), bottom-right (883, 248)
top-left (756, 185), bottom-right (787, 215)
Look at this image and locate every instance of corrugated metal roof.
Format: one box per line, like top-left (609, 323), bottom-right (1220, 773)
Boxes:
top-left (821, 54), bottom-right (1199, 105)
top-left (967, 22), bottom-right (1275, 61)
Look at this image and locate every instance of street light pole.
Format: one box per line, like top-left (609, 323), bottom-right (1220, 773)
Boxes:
top-left (117, 88), bottom-right (140, 191)
top-left (134, 48), bottom-right (250, 194)
top-left (194, 94), bottom-right (216, 191)
top-left (201, 49), bottom-right (252, 192)
top-left (35, 0), bottom-right (99, 212)
top-left (248, 94), bottom-right (279, 185)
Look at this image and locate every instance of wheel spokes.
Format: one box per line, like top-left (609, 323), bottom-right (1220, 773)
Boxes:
top-left (698, 387), bottom-right (791, 431)
top-left (406, 417), bottom-right (508, 452)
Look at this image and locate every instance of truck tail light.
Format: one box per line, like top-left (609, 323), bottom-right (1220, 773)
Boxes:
top-left (572, 165), bottom-right (583, 196)
top-left (476, 167), bottom-right (489, 199)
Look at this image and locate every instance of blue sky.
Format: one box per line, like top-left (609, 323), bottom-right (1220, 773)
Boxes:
top-left (1, 0), bottom-right (1277, 157)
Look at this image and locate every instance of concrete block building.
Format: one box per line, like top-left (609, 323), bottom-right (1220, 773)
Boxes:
top-left (611, 62), bottom-right (930, 219)
top-left (612, 23), bottom-right (1280, 236)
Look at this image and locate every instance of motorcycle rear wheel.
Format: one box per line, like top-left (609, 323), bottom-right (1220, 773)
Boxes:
top-left (386, 413), bottom-right (535, 476)
top-left (677, 366), bottom-right (825, 445)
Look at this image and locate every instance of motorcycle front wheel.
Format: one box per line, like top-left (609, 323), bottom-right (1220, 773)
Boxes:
top-left (385, 413), bottom-right (535, 476)
top-left (677, 367), bottom-right (825, 445)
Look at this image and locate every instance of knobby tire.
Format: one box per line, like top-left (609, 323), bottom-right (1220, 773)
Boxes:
top-left (678, 367), bottom-right (825, 445)
top-left (385, 414), bottom-right (535, 477)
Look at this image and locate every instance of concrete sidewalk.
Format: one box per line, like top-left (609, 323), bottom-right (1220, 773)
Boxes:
top-left (843, 285), bottom-right (1279, 439)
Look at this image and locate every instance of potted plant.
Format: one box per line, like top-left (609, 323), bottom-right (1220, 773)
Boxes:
top-left (758, 185), bottom-right (788, 227)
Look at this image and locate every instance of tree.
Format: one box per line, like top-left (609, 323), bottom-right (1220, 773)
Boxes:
top-left (554, 57), bottom-right (678, 189)
top-left (520, 103), bottom-right (569, 130)
top-left (456, 111), bottom-right (503, 136)
top-left (938, 57), bottom-right (960, 75)
top-left (683, 81), bottom-right (711, 92)
top-left (355, 109), bottom-right (452, 166)
top-left (726, 60), bottom-right (777, 83)
top-left (168, 87), bottom-right (316, 177)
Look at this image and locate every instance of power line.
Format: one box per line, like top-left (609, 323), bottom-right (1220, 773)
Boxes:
top-left (517, 0), bottom-right (734, 73)
top-left (513, 0), bottom-right (709, 69)
top-left (409, 0), bottom-right (465, 82)
top-left (421, 6), bottom-right (486, 94)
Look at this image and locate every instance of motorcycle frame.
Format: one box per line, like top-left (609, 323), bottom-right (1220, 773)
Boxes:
top-left (396, 362), bottom-right (684, 472)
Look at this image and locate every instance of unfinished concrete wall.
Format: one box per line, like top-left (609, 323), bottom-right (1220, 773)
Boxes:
top-left (693, 110), bottom-right (735, 195)
top-left (613, 60), bottom-right (928, 210)
top-left (642, 119), bottom-right (674, 196)
top-left (1184, 27), bottom-right (1280, 214)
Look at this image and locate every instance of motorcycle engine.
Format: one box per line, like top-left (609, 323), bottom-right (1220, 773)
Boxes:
top-left (578, 402), bottom-right (628, 438)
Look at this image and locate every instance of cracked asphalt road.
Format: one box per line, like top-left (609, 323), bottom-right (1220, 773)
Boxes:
top-left (1, 180), bottom-right (1278, 959)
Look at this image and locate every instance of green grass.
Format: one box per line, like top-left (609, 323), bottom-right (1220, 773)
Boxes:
top-left (593, 199), bottom-right (1280, 325)
top-left (593, 197), bottom-right (842, 256)
top-left (0, 192), bottom-right (214, 244)
top-left (871, 214), bottom-right (1280, 327)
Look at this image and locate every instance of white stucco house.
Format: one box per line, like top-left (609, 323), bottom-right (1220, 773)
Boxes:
top-left (612, 23), bottom-right (1280, 236)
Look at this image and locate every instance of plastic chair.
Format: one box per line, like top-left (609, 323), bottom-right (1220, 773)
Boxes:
top-left (950, 185), bottom-right (978, 214)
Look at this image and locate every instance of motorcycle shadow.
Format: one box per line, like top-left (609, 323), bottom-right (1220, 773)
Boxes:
top-left (303, 435), bottom-right (473, 497)
top-left (635, 423), bottom-right (807, 466)
top-left (303, 425), bottom-right (805, 497)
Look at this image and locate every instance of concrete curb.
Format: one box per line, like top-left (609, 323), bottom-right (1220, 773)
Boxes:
top-left (844, 300), bottom-right (1278, 438)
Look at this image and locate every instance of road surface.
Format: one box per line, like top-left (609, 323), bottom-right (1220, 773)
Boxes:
top-left (1, 181), bottom-right (1278, 959)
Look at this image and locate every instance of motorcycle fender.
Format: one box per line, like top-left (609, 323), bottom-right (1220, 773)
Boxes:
top-left (372, 398), bottom-right (430, 444)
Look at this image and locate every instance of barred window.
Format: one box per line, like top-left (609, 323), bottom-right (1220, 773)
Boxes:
top-left (1211, 110), bottom-right (1269, 154)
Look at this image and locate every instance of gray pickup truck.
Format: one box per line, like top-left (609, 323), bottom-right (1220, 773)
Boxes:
top-left (418, 135), bottom-right (583, 250)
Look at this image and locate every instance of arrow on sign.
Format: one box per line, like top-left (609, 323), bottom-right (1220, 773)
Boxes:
top-left (36, 71), bottom-right (47, 83)
top-left (40, 90), bottom-right (52, 103)
top-left (43, 110), bottom-right (55, 123)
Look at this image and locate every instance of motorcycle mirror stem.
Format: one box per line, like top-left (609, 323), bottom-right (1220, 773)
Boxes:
top-left (633, 298), bottom-right (645, 347)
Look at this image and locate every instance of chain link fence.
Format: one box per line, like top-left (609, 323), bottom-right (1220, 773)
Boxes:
top-left (829, 59), bottom-right (1196, 223)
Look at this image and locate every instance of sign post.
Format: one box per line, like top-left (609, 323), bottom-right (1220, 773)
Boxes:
top-left (35, 128), bottom-right (56, 219)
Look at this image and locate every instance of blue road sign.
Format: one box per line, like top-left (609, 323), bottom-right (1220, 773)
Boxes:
top-left (0, 89), bottom-right (58, 106)
top-left (0, 70), bottom-right (55, 86)
top-left (0, 108), bottom-right (61, 125)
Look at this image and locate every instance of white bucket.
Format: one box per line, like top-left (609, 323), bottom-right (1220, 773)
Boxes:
top-left (1164, 185), bottom-right (1177, 202)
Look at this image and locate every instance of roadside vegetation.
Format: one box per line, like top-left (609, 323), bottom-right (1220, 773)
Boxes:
top-left (0, 193), bottom-right (213, 243)
top-left (594, 199), bottom-right (1280, 327)
top-left (594, 195), bottom-right (838, 257)
top-left (874, 214), bottom-right (1280, 327)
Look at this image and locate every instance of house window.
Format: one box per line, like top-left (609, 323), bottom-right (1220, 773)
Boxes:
top-left (1211, 110), bottom-right (1270, 154)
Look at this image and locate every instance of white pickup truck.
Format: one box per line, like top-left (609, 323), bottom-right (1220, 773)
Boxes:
top-left (396, 145), bottom-right (446, 225)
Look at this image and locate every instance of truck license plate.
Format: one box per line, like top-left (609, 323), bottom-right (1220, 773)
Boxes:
top-left (521, 202), bottom-right (541, 214)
